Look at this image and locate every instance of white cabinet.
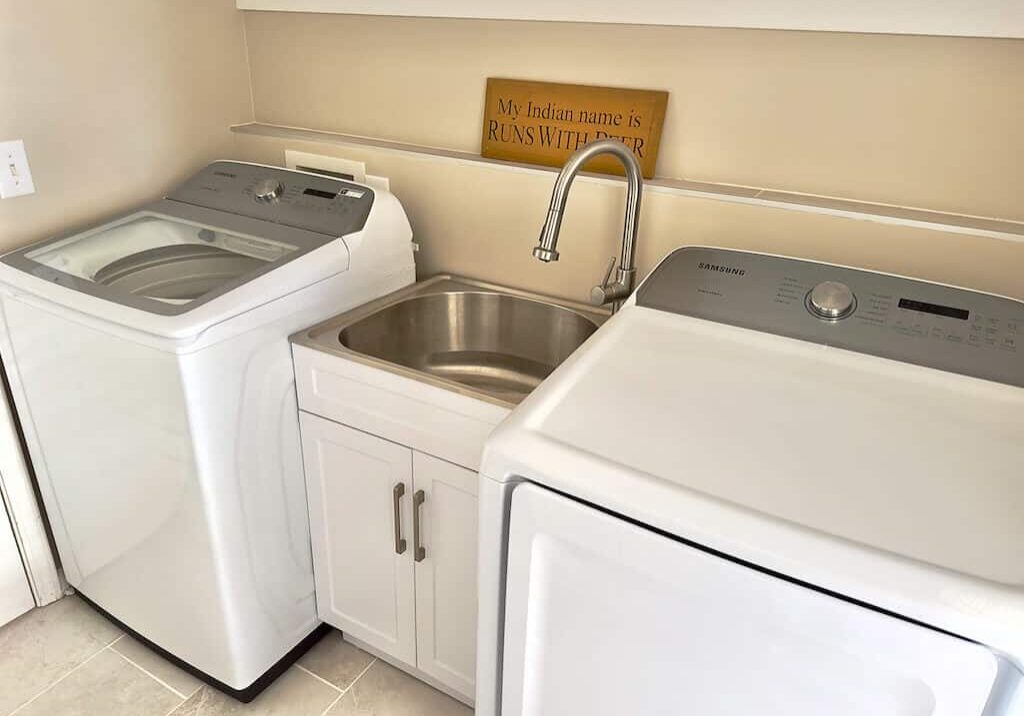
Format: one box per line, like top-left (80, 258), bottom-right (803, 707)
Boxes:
top-left (299, 412), bottom-right (478, 703)
top-left (412, 452), bottom-right (478, 699)
top-left (300, 412), bottom-right (417, 663)
top-left (293, 343), bottom-right (508, 471)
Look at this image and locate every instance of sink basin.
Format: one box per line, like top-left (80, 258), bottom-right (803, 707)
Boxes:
top-left (294, 277), bottom-right (606, 405)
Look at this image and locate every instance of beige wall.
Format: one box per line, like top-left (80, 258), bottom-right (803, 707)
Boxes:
top-left (233, 133), bottom-right (1024, 302)
top-left (1, 5), bottom-right (1019, 301)
top-left (236, 12), bottom-right (1023, 302)
top-left (0, 1), bottom-right (253, 250)
top-left (243, 13), bottom-right (1024, 221)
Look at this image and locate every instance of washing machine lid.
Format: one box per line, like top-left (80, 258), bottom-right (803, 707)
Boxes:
top-left (482, 246), bottom-right (1024, 661)
top-left (10, 210), bottom-right (303, 311)
top-left (0, 203), bottom-right (347, 340)
top-left (0, 162), bottom-right (375, 321)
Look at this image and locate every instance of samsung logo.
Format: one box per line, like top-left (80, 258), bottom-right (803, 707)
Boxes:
top-left (698, 261), bottom-right (746, 277)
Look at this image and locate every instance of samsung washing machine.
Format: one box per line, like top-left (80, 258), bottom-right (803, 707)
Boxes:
top-left (0, 161), bottom-right (415, 699)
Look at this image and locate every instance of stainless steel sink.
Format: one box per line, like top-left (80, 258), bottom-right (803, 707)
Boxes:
top-left (293, 276), bottom-right (606, 406)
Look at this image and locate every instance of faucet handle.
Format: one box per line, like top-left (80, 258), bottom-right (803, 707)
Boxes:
top-left (591, 257), bottom-right (622, 306)
top-left (600, 256), bottom-right (616, 288)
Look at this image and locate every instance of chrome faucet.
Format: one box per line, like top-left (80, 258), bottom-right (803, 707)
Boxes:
top-left (533, 139), bottom-right (643, 313)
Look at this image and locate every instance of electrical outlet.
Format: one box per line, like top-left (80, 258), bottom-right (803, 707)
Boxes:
top-left (0, 140), bottom-right (35, 199)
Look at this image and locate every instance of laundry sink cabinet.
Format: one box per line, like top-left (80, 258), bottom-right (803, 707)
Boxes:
top-left (293, 323), bottom-right (520, 705)
top-left (299, 414), bottom-right (479, 702)
top-left (291, 275), bottom-right (603, 705)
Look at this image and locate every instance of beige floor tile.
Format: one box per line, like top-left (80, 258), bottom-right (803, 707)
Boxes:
top-left (111, 635), bottom-right (203, 698)
top-left (0, 596), bottom-right (121, 714)
top-left (169, 667), bottom-right (339, 716)
top-left (297, 631), bottom-right (375, 690)
top-left (16, 648), bottom-right (182, 716)
top-left (327, 661), bottom-right (471, 716)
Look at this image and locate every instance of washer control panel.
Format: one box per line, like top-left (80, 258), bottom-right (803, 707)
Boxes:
top-left (637, 246), bottom-right (1024, 388)
top-left (167, 161), bottom-right (374, 237)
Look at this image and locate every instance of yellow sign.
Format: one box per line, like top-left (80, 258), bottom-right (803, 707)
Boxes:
top-left (481, 78), bottom-right (669, 179)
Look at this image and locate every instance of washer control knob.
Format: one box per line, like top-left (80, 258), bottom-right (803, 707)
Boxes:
top-left (807, 281), bottom-right (856, 320)
top-left (253, 178), bottom-right (284, 203)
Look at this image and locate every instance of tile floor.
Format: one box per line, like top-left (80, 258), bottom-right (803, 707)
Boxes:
top-left (0, 596), bottom-right (473, 716)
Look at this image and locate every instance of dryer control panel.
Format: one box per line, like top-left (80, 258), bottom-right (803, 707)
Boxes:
top-left (167, 161), bottom-right (374, 238)
top-left (637, 246), bottom-right (1024, 388)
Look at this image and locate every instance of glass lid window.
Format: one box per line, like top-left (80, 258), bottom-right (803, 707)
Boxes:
top-left (27, 214), bottom-right (297, 305)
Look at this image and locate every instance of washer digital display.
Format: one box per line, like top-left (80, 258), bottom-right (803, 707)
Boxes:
top-left (898, 298), bottom-right (969, 321)
top-left (303, 187), bottom-right (337, 199)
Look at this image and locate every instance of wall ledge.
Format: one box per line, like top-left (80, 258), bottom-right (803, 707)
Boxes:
top-left (231, 122), bottom-right (1024, 245)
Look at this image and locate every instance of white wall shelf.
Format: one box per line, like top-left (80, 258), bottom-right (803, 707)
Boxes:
top-left (235, 0), bottom-right (1024, 39)
top-left (232, 122), bottom-right (1024, 245)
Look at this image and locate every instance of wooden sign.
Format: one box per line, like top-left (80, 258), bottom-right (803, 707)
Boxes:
top-left (481, 78), bottom-right (668, 179)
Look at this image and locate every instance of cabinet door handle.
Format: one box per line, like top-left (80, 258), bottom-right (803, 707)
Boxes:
top-left (413, 489), bottom-right (426, 562)
top-left (393, 482), bottom-right (407, 555)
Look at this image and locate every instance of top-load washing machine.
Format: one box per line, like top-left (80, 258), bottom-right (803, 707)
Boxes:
top-left (476, 246), bottom-right (1024, 715)
top-left (0, 161), bottom-right (415, 699)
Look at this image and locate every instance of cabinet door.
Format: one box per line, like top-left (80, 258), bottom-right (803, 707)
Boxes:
top-left (300, 413), bottom-right (416, 664)
top-left (412, 452), bottom-right (478, 702)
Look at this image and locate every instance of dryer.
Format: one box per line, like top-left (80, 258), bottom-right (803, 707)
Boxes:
top-left (0, 161), bottom-right (415, 700)
top-left (477, 246), bottom-right (1024, 715)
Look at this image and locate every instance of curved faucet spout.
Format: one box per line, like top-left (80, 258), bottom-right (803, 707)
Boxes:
top-left (533, 139), bottom-right (644, 313)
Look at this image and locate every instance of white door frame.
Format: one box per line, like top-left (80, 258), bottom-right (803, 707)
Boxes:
top-left (0, 384), bottom-right (62, 606)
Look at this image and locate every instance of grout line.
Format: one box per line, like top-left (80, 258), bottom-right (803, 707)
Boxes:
top-left (8, 642), bottom-right (113, 716)
top-left (160, 689), bottom-right (194, 716)
top-left (159, 683), bottom-right (204, 716)
top-left (316, 691), bottom-right (344, 716)
top-left (110, 643), bottom-right (192, 700)
top-left (342, 657), bottom-right (378, 695)
top-left (295, 664), bottom-right (343, 693)
top-left (310, 657), bottom-right (376, 716)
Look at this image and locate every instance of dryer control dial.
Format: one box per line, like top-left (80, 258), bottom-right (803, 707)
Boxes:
top-left (253, 178), bottom-right (284, 203)
top-left (807, 281), bottom-right (856, 321)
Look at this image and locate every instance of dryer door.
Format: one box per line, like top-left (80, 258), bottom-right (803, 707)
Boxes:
top-left (501, 483), bottom-right (1012, 716)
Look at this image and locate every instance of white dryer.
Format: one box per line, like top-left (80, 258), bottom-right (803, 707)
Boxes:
top-left (477, 246), bottom-right (1024, 715)
top-left (0, 161), bottom-right (415, 700)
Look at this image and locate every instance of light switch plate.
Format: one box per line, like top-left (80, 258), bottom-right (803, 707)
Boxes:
top-left (0, 140), bottom-right (35, 199)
